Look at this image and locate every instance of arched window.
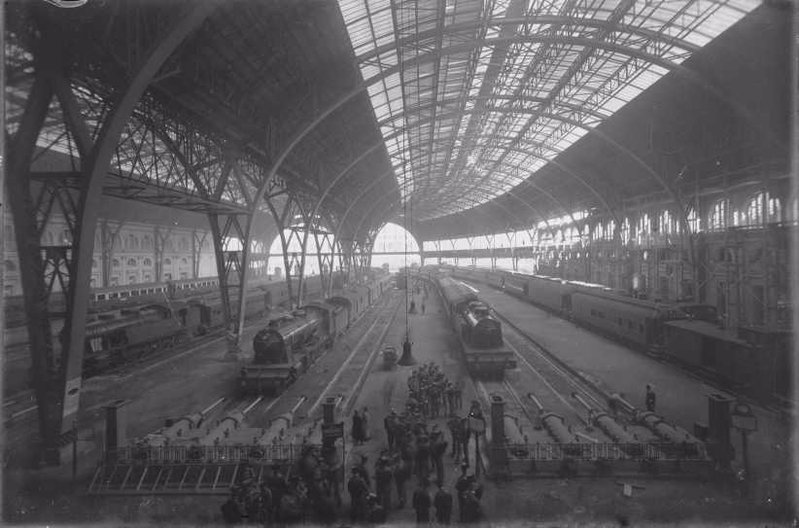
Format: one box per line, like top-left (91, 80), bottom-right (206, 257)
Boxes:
top-left (143, 258), bottom-right (153, 267)
top-left (606, 220), bottom-right (616, 239)
top-left (165, 239), bottom-right (174, 251)
top-left (620, 218), bottom-right (631, 242)
top-left (143, 235), bottom-right (153, 250)
top-left (112, 258), bottom-right (120, 268)
top-left (746, 192), bottom-right (765, 226)
top-left (127, 258), bottom-right (137, 267)
top-left (128, 275), bottom-right (137, 284)
top-left (638, 213), bottom-right (650, 237)
top-left (144, 273), bottom-right (152, 282)
top-left (658, 210), bottom-right (672, 234)
top-left (4, 260), bottom-right (16, 272)
top-left (164, 258), bottom-right (172, 266)
top-left (180, 258), bottom-right (188, 265)
top-left (128, 234), bottom-right (139, 250)
top-left (709, 200), bottom-right (728, 230)
top-left (767, 196), bottom-right (781, 223)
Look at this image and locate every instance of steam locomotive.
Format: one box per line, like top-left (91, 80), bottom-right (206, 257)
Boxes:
top-left (435, 275), bottom-right (515, 378)
top-left (445, 266), bottom-right (693, 353)
top-left (239, 272), bottom-right (395, 394)
top-left (80, 286), bottom-right (275, 377)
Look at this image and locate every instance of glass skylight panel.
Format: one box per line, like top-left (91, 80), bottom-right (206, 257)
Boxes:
top-left (337, 0), bottom-right (756, 219)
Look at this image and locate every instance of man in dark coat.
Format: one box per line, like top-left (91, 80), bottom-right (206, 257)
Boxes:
top-left (375, 456), bottom-right (394, 512)
top-left (430, 428), bottom-right (448, 486)
top-left (347, 468), bottom-right (369, 522)
top-left (393, 453), bottom-right (410, 509)
top-left (448, 415), bottom-right (464, 462)
top-left (384, 410), bottom-right (397, 450)
top-left (434, 482), bottom-right (453, 524)
top-left (455, 465), bottom-right (471, 522)
top-left (412, 478), bottom-right (432, 523)
top-left (415, 431), bottom-right (431, 481)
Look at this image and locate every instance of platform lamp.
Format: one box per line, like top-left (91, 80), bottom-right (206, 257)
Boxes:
top-left (397, 163), bottom-right (416, 367)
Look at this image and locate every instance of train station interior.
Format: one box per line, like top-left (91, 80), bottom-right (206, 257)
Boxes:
top-left (2, 0), bottom-right (797, 525)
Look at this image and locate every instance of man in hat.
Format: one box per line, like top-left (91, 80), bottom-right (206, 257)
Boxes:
top-left (455, 465), bottom-right (471, 522)
top-left (415, 428), bottom-right (431, 481)
top-left (393, 452), bottom-right (410, 509)
top-left (354, 454), bottom-right (371, 490)
top-left (448, 414), bottom-right (464, 463)
top-left (384, 410), bottom-right (398, 450)
top-left (348, 467), bottom-right (368, 522)
top-left (434, 481), bottom-right (453, 524)
top-left (430, 426), bottom-right (448, 486)
top-left (375, 454), bottom-right (394, 512)
top-left (412, 478), bottom-right (432, 523)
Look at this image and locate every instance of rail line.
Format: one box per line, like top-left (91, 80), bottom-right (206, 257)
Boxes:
top-left (494, 310), bottom-right (611, 414)
top-left (308, 293), bottom-right (403, 418)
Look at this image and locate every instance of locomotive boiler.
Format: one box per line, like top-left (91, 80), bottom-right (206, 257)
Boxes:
top-left (239, 307), bottom-right (330, 395)
top-left (436, 276), bottom-right (515, 377)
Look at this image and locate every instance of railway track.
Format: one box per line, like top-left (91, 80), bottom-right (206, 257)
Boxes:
top-left (305, 292), bottom-right (403, 419)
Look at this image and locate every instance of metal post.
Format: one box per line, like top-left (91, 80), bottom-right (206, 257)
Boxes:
top-left (740, 429), bottom-right (749, 495)
top-left (72, 420), bottom-right (78, 481)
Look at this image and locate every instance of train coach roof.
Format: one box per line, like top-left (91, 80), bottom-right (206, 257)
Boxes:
top-left (664, 320), bottom-right (750, 346)
top-left (572, 288), bottom-right (679, 311)
top-left (437, 277), bottom-right (478, 305)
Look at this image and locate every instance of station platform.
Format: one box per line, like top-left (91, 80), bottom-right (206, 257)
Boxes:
top-left (469, 282), bottom-right (793, 509)
top-left (3, 281), bottom-right (794, 525)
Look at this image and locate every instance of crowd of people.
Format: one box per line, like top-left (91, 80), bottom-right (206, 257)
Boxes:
top-left (220, 444), bottom-right (344, 524)
top-left (219, 363), bottom-right (487, 524)
top-left (345, 362), bottom-right (486, 524)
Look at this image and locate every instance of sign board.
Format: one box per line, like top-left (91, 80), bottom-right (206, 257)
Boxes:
top-left (468, 416), bottom-right (486, 434)
top-left (731, 401), bottom-right (757, 432)
top-left (731, 414), bottom-right (758, 432)
top-left (322, 422), bottom-right (345, 439)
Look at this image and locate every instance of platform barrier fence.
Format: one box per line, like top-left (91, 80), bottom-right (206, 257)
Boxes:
top-left (496, 441), bottom-right (707, 462)
top-left (109, 443), bottom-right (321, 465)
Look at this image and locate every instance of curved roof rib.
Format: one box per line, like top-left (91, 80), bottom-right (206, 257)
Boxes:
top-left (336, 0), bottom-right (755, 222)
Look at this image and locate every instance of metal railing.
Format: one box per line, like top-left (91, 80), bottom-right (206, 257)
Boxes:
top-left (109, 443), bottom-right (322, 465)
top-left (495, 442), bottom-right (706, 462)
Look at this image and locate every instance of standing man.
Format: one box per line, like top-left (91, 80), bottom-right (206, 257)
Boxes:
top-left (385, 410), bottom-right (397, 450)
top-left (347, 468), bottom-right (368, 523)
top-left (375, 455), bottom-right (394, 512)
top-left (412, 478), bottom-right (432, 524)
top-left (434, 482), bottom-right (453, 524)
top-left (645, 385), bottom-right (656, 413)
top-left (393, 452), bottom-right (410, 509)
top-left (431, 427), bottom-right (448, 486)
top-left (455, 465), bottom-right (470, 522)
top-left (447, 414), bottom-right (464, 463)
